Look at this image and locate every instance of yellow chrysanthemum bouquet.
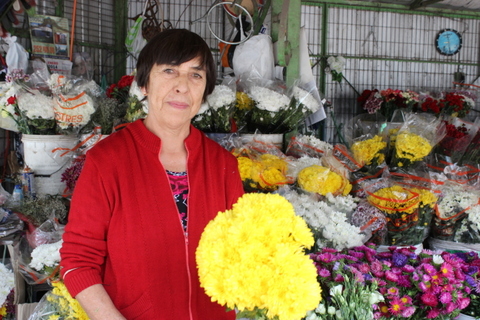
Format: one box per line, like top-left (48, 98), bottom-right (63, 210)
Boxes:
top-left (29, 281), bottom-right (89, 320)
top-left (366, 177), bottom-right (438, 246)
top-left (196, 193), bottom-right (322, 320)
top-left (390, 112), bottom-right (446, 169)
top-left (233, 142), bottom-right (294, 193)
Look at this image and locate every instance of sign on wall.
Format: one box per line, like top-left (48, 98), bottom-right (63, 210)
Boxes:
top-left (28, 14), bottom-right (70, 60)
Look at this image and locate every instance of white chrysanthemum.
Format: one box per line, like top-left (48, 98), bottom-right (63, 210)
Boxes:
top-left (292, 86), bottom-right (320, 113)
top-left (207, 85), bottom-right (236, 110)
top-left (437, 189), bottom-right (479, 219)
top-left (0, 262), bottom-right (14, 306)
top-left (29, 240), bottom-right (63, 272)
top-left (295, 135), bottom-right (333, 154)
top-left (289, 156), bottom-right (323, 178)
top-left (17, 89), bottom-right (55, 119)
top-left (48, 73), bottom-right (73, 94)
top-left (467, 204), bottom-right (480, 231)
top-left (54, 92), bottom-right (96, 128)
top-left (282, 189), bottom-right (363, 250)
top-left (248, 86), bottom-right (290, 112)
top-left (197, 102), bottom-right (210, 115)
top-left (129, 80), bottom-right (149, 114)
top-left (432, 254), bottom-right (444, 265)
top-left (327, 56), bottom-right (346, 73)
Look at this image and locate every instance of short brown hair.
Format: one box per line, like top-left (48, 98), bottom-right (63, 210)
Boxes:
top-left (136, 29), bottom-right (216, 101)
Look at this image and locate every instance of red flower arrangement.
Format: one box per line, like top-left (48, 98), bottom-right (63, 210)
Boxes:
top-left (106, 75), bottom-right (135, 103)
top-left (421, 92), bottom-right (473, 118)
top-left (358, 88), bottom-right (419, 121)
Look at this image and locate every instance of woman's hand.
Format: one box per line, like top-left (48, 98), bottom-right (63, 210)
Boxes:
top-left (75, 284), bottom-right (127, 320)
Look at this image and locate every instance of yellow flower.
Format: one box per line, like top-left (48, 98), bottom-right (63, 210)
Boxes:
top-left (367, 185), bottom-right (420, 214)
top-left (235, 91), bottom-right (253, 110)
top-left (47, 281), bottom-right (89, 320)
top-left (395, 131), bottom-right (432, 163)
top-left (297, 165), bottom-right (352, 196)
top-left (411, 187), bottom-right (438, 207)
top-left (196, 193), bottom-right (321, 320)
top-left (351, 135), bottom-right (387, 165)
top-left (237, 154), bottom-right (290, 191)
top-left (0, 306), bottom-right (6, 317)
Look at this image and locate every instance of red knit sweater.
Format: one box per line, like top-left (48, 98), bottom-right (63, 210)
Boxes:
top-left (60, 120), bottom-right (243, 319)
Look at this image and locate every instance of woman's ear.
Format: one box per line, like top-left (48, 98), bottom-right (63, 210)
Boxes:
top-left (140, 86), bottom-right (147, 96)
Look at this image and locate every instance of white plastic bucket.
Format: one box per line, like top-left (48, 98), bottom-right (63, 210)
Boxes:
top-left (22, 134), bottom-right (79, 196)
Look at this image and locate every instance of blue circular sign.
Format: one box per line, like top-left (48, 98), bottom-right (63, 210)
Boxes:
top-left (435, 29), bottom-right (462, 56)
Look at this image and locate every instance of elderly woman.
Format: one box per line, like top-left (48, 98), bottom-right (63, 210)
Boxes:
top-left (60, 29), bottom-right (243, 319)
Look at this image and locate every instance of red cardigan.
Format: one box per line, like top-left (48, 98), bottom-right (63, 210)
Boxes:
top-left (60, 120), bottom-right (243, 319)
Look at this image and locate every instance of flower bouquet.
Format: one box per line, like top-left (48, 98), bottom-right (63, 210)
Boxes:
top-left (296, 163), bottom-right (352, 197)
top-left (234, 146), bottom-right (293, 193)
top-left (311, 244), bottom-right (473, 320)
top-left (366, 179), bottom-right (437, 246)
top-left (192, 84), bottom-right (236, 133)
top-left (245, 84), bottom-right (291, 133)
top-left (196, 193), bottom-right (321, 320)
top-left (421, 90), bottom-right (475, 118)
top-left (280, 186), bottom-right (367, 251)
top-left (308, 246), bottom-right (384, 320)
top-left (358, 88), bottom-right (419, 121)
top-left (285, 134), bottom-right (333, 159)
top-left (431, 181), bottom-right (480, 242)
top-left (29, 280), bottom-right (88, 320)
top-left (389, 112), bottom-right (446, 170)
top-left (0, 262), bottom-right (14, 320)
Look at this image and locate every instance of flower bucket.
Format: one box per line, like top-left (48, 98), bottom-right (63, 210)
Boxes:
top-left (22, 134), bottom-right (79, 196)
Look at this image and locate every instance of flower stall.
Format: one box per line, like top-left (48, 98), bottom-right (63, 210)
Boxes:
top-left (1, 1), bottom-right (480, 320)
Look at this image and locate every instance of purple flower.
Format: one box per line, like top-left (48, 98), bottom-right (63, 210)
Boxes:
top-left (392, 252), bottom-right (409, 267)
top-left (318, 268), bottom-right (331, 278)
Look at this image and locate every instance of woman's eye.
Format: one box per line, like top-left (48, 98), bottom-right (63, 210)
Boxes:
top-left (163, 68), bottom-right (175, 74)
top-left (192, 73), bottom-right (203, 79)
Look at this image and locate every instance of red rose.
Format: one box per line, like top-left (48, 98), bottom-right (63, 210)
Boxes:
top-left (7, 96), bottom-right (16, 105)
top-left (117, 75), bottom-right (134, 89)
top-left (106, 84), bottom-right (117, 98)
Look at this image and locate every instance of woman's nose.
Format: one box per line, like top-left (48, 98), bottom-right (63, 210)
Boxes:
top-left (174, 74), bottom-right (189, 93)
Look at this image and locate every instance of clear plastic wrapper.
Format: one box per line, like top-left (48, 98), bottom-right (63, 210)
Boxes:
top-left (232, 139), bottom-right (294, 192)
top-left (332, 144), bottom-right (363, 172)
top-left (14, 234), bottom-right (62, 285)
top-left (431, 181), bottom-right (480, 241)
top-left (28, 281), bottom-right (88, 319)
top-left (390, 112), bottom-right (446, 169)
top-left (433, 117), bottom-right (478, 164)
top-left (365, 178), bottom-right (437, 246)
top-left (285, 134), bottom-right (333, 159)
top-left (351, 199), bottom-right (387, 245)
top-left (0, 210), bottom-right (23, 238)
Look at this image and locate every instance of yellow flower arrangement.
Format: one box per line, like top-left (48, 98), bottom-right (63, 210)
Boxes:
top-left (394, 131), bottom-right (433, 167)
top-left (236, 154), bottom-right (290, 192)
top-left (351, 135), bottom-right (387, 166)
top-left (0, 306), bottom-right (6, 317)
top-left (297, 165), bottom-right (352, 196)
top-left (196, 193), bottom-right (321, 320)
top-left (45, 281), bottom-right (89, 320)
top-left (235, 91), bottom-right (254, 111)
top-left (367, 185), bottom-right (420, 215)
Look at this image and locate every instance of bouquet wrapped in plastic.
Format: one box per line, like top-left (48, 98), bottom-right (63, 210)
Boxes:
top-left (233, 139), bottom-right (294, 193)
top-left (431, 181), bottom-right (480, 242)
top-left (192, 83), bottom-right (236, 133)
top-left (390, 112), bottom-right (446, 170)
top-left (29, 281), bottom-right (88, 319)
top-left (366, 178), bottom-right (437, 246)
top-left (285, 134), bottom-right (333, 159)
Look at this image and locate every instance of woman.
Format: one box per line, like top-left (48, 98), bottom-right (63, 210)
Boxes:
top-left (60, 29), bottom-right (244, 319)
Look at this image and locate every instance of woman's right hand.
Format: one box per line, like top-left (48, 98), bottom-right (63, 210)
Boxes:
top-left (75, 284), bottom-right (127, 320)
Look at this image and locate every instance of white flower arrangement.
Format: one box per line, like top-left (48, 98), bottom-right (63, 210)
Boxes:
top-left (0, 262), bottom-right (14, 307)
top-left (281, 188), bottom-right (364, 250)
top-left (129, 80), bottom-right (148, 114)
top-left (54, 92), bottom-right (96, 129)
top-left (29, 239), bottom-right (63, 272)
top-left (17, 89), bottom-right (55, 120)
top-left (292, 86), bottom-right (320, 113)
top-left (436, 188), bottom-right (479, 219)
top-left (295, 135), bottom-right (334, 154)
top-left (248, 86), bottom-right (290, 113)
top-left (206, 84), bottom-right (236, 110)
top-left (47, 73), bottom-right (73, 95)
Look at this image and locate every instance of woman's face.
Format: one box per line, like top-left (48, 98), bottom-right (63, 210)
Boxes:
top-left (142, 57), bottom-right (207, 129)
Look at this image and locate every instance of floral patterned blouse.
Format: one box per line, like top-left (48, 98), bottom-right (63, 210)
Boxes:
top-left (167, 170), bottom-right (188, 231)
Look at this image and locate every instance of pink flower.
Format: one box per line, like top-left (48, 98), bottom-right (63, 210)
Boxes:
top-left (388, 297), bottom-right (405, 316)
top-left (426, 308), bottom-right (441, 318)
top-left (457, 297), bottom-right (470, 309)
top-left (421, 293), bottom-right (438, 307)
top-left (385, 270), bottom-right (399, 282)
top-left (439, 291), bottom-right (452, 304)
top-left (439, 262), bottom-right (454, 278)
top-left (401, 306), bottom-right (415, 317)
top-left (386, 287), bottom-right (400, 296)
